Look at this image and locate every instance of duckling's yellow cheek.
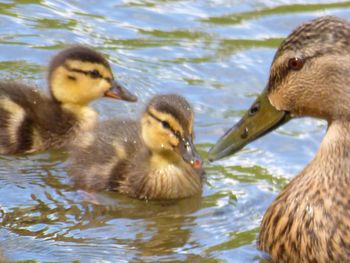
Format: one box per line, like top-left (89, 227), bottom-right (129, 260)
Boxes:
top-left (53, 75), bottom-right (89, 105)
top-left (143, 128), bottom-right (168, 151)
top-left (83, 78), bottom-right (99, 94)
top-left (155, 132), bottom-right (171, 149)
top-left (169, 135), bottom-right (179, 147)
top-left (96, 79), bottom-right (111, 93)
top-left (141, 121), bottom-right (159, 149)
top-left (77, 78), bottom-right (109, 102)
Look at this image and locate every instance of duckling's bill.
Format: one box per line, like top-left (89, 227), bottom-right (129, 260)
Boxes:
top-left (208, 89), bottom-right (291, 161)
top-left (178, 135), bottom-right (203, 170)
top-left (104, 80), bottom-right (137, 102)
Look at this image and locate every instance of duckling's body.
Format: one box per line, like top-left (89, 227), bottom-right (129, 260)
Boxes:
top-left (69, 94), bottom-right (203, 200)
top-left (209, 16), bottom-right (350, 262)
top-left (0, 46), bottom-right (136, 155)
top-left (0, 82), bottom-right (76, 153)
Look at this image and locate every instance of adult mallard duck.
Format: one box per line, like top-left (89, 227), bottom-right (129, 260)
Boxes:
top-left (0, 46), bottom-right (137, 155)
top-left (69, 94), bottom-right (204, 200)
top-left (209, 16), bottom-right (350, 262)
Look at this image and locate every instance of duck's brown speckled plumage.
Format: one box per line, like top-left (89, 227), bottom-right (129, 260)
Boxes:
top-left (69, 94), bottom-right (204, 200)
top-left (0, 46), bottom-right (136, 155)
top-left (210, 16), bottom-right (350, 263)
top-left (259, 123), bottom-right (350, 263)
top-left (258, 16), bottom-right (350, 263)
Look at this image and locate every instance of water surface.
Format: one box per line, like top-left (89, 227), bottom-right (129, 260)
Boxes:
top-left (0, 0), bottom-right (349, 262)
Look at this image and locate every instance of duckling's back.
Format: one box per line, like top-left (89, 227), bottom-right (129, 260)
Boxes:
top-left (0, 81), bottom-right (76, 154)
top-left (69, 119), bottom-right (144, 191)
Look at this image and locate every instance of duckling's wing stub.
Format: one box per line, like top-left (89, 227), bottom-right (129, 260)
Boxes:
top-left (0, 82), bottom-right (76, 154)
top-left (69, 119), bottom-right (142, 191)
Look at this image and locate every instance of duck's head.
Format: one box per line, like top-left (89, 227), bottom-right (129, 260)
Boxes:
top-left (48, 46), bottom-right (137, 105)
top-left (141, 94), bottom-right (203, 170)
top-left (209, 16), bottom-right (350, 161)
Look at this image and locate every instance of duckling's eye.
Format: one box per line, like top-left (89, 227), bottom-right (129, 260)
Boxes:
top-left (161, 121), bottom-right (171, 130)
top-left (88, 69), bottom-right (102, 79)
top-left (288, 57), bottom-right (304, 71)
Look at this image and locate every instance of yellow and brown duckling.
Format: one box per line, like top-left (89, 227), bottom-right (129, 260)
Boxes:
top-left (69, 94), bottom-right (204, 200)
top-left (209, 16), bottom-right (350, 262)
top-left (0, 46), bottom-right (137, 155)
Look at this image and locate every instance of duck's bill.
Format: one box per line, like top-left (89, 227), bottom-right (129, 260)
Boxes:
top-left (208, 90), bottom-right (291, 161)
top-left (104, 80), bottom-right (138, 102)
top-left (178, 136), bottom-right (203, 170)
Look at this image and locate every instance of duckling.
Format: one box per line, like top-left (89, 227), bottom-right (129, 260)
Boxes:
top-left (69, 94), bottom-right (203, 200)
top-left (0, 46), bottom-right (137, 155)
top-left (209, 16), bottom-right (350, 262)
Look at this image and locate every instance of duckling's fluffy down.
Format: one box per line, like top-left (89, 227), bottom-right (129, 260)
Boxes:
top-left (0, 81), bottom-right (76, 154)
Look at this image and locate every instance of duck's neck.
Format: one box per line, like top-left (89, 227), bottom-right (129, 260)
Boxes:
top-left (278, 119), bottom-right (350, 204)
top-left (309, 119), bottom-right (350, 183)
top-left (259, 121), bottom-right (350, 262)
top-left (137, 152), bottom-right (202, 200)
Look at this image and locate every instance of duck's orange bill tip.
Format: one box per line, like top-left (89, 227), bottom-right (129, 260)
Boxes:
top-left (193, 159), bottom-right (203, 170)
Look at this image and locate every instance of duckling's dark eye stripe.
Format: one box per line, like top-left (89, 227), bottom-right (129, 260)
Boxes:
top-left (147, 110), bottom-right (181, 140)
top-left (63, 64), bottom-right (108, 80)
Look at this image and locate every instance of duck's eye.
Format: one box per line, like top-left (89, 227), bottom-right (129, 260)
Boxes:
top-left (288, 57), bottom-right (304, 71)
top-left (161, 121), bottom-right (171, 130)
top-left (89, 69), bottom-right (101, 79)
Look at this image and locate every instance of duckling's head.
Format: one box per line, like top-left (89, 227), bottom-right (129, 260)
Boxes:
top-left (209, 16), bottom-right (350, 160)
top-left (141, 94), bottom-right (202, 170)
top-left (48, 46), bottom-right (137, 105)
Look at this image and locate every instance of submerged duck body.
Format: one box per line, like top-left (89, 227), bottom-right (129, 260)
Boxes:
top-left (209, 16), bottom-right (350, 262)
top-left (69, 94), bottom-right (203, 200)
top-left (0, 46), bottom-right (136, 155)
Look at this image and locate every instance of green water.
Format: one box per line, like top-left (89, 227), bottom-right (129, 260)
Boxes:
top-left (0, 0), bottom-right (346, 262)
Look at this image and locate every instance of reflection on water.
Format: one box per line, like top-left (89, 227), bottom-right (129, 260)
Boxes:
top-left (0, 0), bottom-right (348, 262)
